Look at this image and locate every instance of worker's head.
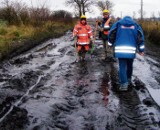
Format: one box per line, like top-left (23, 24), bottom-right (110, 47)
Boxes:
top-left (80, 15), bottom-right (87, 25)
top-left (103, 9), bottom-right (109, 18)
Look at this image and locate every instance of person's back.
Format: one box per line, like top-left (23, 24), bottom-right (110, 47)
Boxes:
top-left (109, 16), bottom-right (144, 59)
top-left (108, 16), bottom-right (144, 91)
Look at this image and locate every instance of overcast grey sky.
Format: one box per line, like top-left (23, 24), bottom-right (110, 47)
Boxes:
top-left (9, 0), bottom-right (160, 18)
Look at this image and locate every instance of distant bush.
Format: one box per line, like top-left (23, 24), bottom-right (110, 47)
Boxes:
top-left (52, 10), bottom-right (73, 23)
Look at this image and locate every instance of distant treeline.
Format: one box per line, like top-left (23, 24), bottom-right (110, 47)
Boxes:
top-left (0, 1), bottom-right (73, 26)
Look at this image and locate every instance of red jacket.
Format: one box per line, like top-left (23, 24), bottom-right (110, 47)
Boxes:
top-left (73, 22), bottom-right (93, 45)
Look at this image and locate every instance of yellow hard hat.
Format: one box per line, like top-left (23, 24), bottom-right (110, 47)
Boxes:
top-left (103, 9), bottom-right (109, 14)
top-left (80, 15), bottom-right (86, 19)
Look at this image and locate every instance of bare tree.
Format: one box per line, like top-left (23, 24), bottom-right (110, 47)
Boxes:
top-left (29, 0), bottom-right (51, 26)
top-left (12, 1), bottom-right (29, 25)
top-left (0, 0), bottom-right (30, 25)
top-left (65, 0), bottom-right (95, 17)
top-left (97, 0), bottom-right (114, 14)
top-left (1, 0), bottom-right (19, 25)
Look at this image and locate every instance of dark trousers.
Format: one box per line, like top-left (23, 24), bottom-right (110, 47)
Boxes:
top-left (118, 58), bottom-right (134, 85)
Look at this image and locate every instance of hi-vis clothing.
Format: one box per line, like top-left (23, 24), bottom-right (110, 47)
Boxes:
top-left (108, 16), bottom-right (144, 59)
top-left (99, 17), bottom-right (112, 40)
top-left (77, 45), bottom-right (89, 52)
top-left (73, 22), bottom-right (93, 46)
top-left (103, 18), bottom-right (111, 35)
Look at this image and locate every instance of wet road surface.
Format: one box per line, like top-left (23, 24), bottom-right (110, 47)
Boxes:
top-left (0, 31), bottom-right (160, 130)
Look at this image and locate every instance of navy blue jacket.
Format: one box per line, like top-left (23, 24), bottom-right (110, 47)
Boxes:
top-left (108, 16), bottom-right (144, 59)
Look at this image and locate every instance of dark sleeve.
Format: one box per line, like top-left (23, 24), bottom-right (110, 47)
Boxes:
top-left (109, 21), bottom-right (113, 27)
top-left (98, 21), bottom-right (101, 26)
top-left (108, 23), bottom-right (118, 46)
top-left (109, 28), bottom-right (117, 43)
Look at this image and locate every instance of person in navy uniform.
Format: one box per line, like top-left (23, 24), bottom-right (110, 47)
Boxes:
top-left (108, 16), bottom-right (145, 91)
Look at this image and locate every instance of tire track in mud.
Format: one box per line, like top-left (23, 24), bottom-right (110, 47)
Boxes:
top-left (0, 32), bottom-right (159, 130)
top-left (49, 58), bottom-right (119, 130)
top-left (111, 63), bottom-right (160, 130)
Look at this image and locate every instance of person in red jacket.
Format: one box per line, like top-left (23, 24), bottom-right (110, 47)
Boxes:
top-left (73, 15), bottom-right (93, 61)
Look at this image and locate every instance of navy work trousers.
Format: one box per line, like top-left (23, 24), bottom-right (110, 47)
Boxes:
top-left (118, 58), bottom-right (134, 85)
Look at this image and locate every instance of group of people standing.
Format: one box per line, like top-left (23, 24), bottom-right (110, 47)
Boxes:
top-left (72, 9), bottom-right (145, 91)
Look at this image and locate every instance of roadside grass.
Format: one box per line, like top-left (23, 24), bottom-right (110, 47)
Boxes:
top-left (141, 21), bottom-right (160, 46)
top-left (0, 21), bottom-right (74, 59)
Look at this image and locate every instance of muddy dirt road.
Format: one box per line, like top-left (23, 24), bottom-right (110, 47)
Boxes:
top-left (0, 31), bottom-right (160, 130)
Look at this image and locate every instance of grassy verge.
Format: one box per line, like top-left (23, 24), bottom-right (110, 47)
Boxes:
top-left (0, 21), bottom-right (74, 60)
top-left (141, 21), bottom-right (160, 46)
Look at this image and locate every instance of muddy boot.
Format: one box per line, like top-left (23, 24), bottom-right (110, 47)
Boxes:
top-left (119, 83), bottom-right (128, 91)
